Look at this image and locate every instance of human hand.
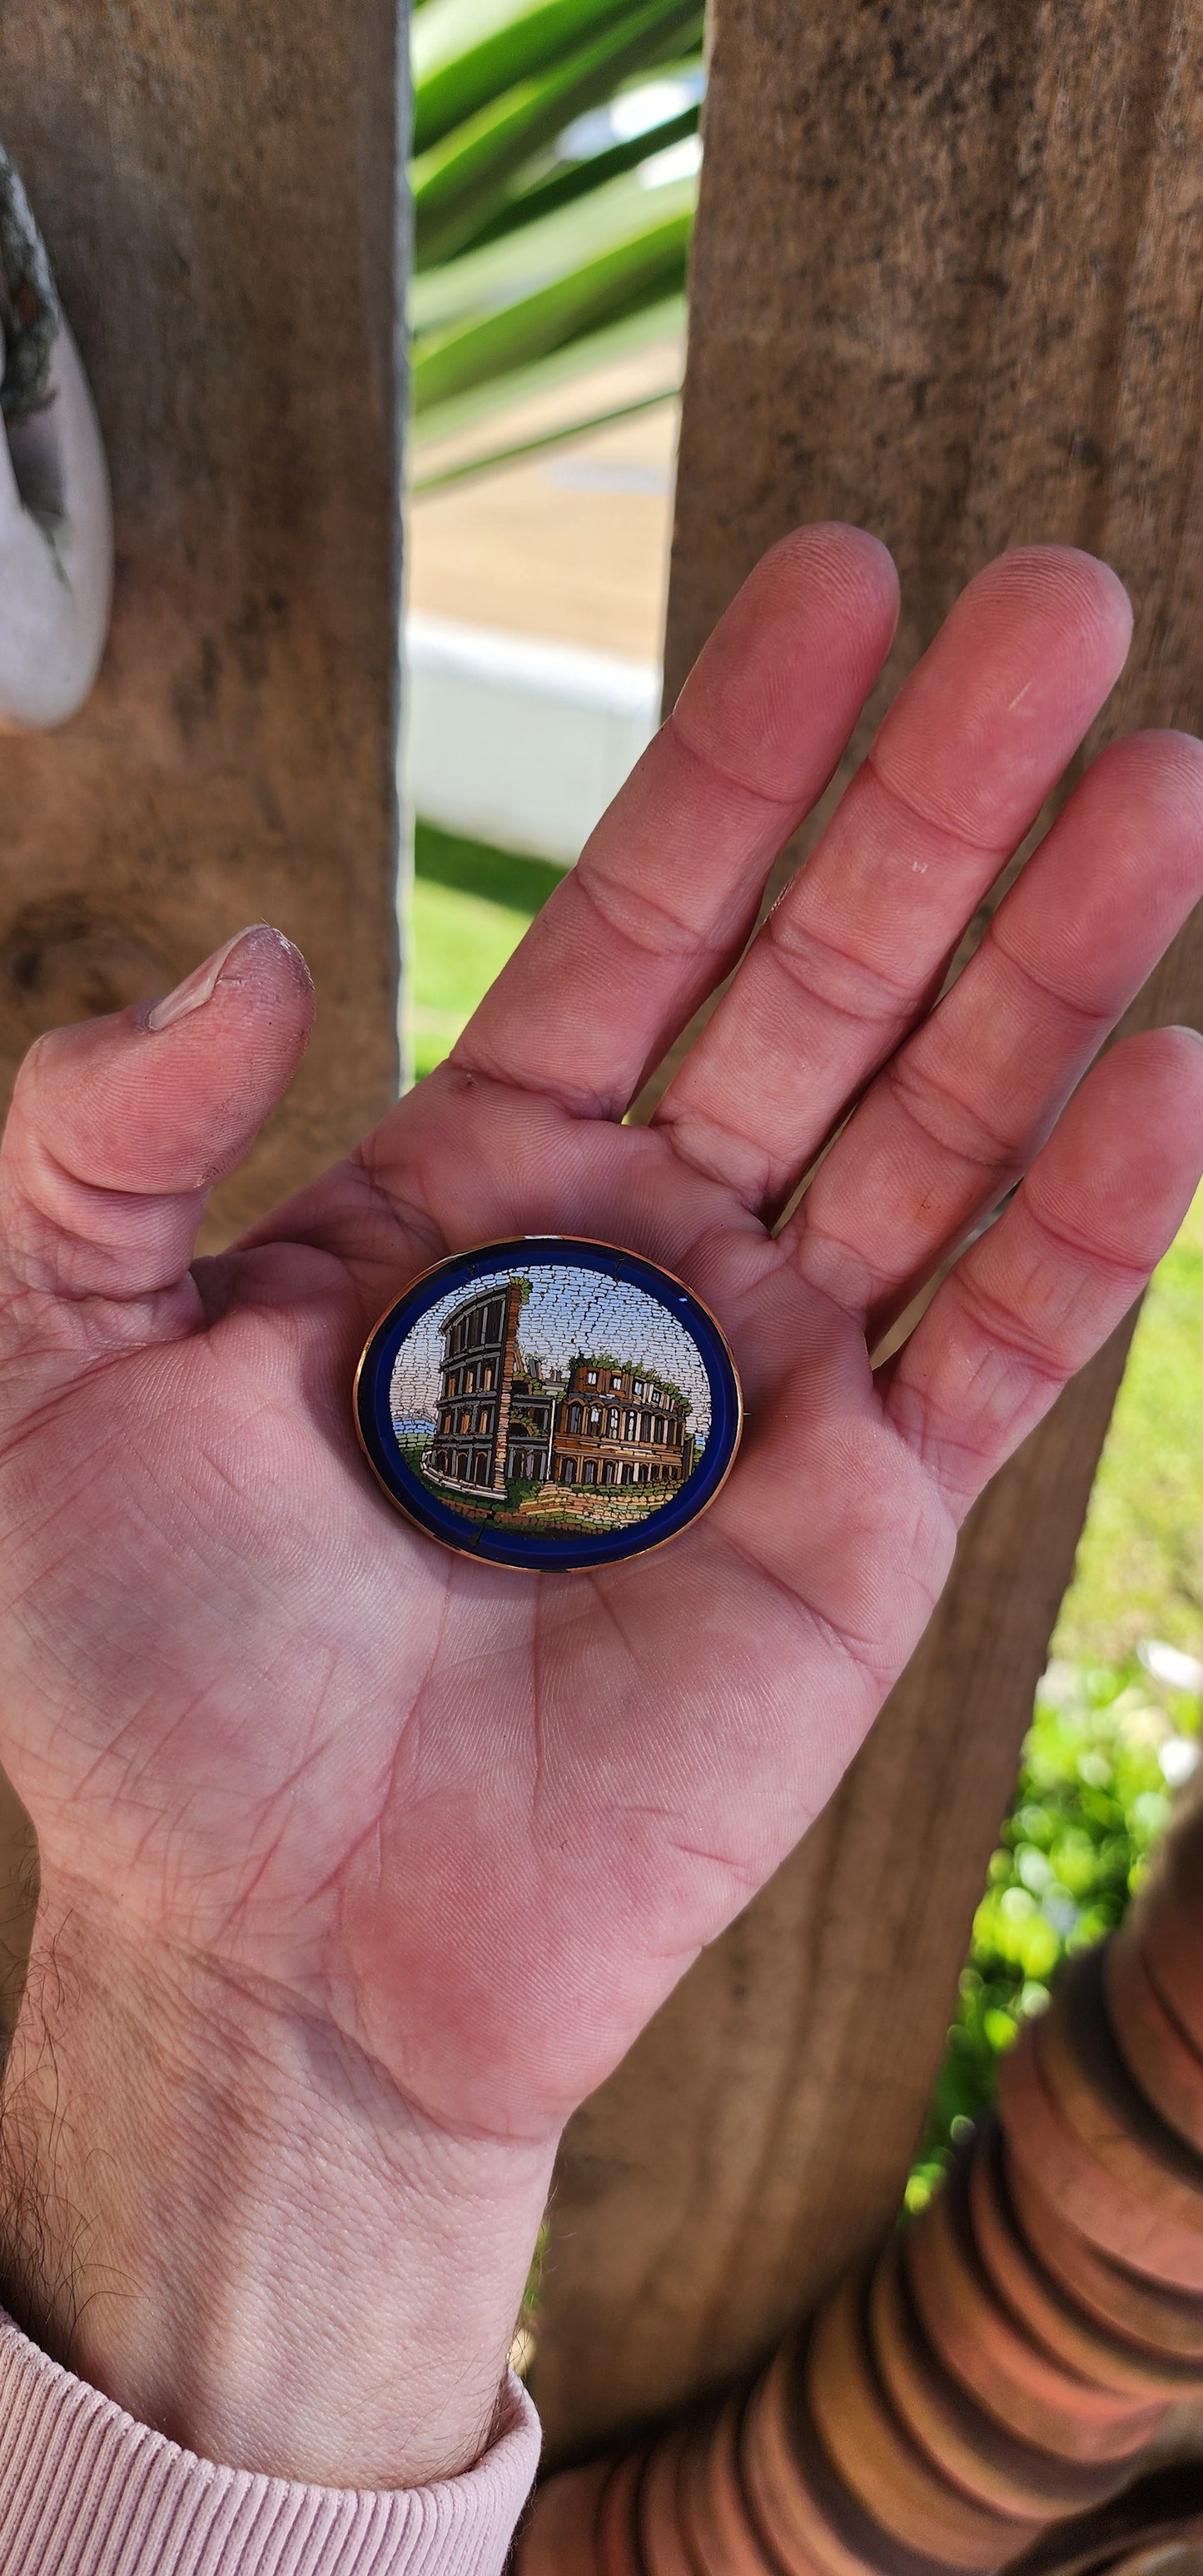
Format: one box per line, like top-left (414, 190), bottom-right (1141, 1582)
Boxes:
top-left (0, 530), bottom-right (1201, 2488)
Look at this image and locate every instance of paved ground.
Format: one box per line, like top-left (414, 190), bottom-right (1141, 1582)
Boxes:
top-left (407, 346), bottom-right (680, 661)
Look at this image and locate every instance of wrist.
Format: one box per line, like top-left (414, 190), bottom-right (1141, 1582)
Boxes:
top-left (0, 1865), bottom-right (554, 2487)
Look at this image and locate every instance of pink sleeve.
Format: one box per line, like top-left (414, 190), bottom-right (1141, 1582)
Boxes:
top-left (0, 2310), bottom-right (540, 2576)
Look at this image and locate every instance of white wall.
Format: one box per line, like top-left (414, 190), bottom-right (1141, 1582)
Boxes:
top-left (405, 614), bottom-right (662, 863)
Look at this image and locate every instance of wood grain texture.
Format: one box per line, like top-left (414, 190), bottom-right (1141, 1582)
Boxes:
top-left (534, 0), bottom-right (1203, 2459)
top-left (0, 3), bottom-right (405, 1241)
top-left (0, 13), bottom-right (404, 2076)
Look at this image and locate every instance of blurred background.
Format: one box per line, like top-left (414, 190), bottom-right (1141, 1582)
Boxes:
top-left (400, 0), bottom-right (1203, 2240)
top-left (405, 0), bottom-right (701, 1067)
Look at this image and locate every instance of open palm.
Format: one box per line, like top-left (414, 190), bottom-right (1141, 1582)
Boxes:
top-left (2, 527), bottom-right (1201, 2178)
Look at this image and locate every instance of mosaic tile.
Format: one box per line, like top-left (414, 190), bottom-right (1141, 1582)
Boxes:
top-left (355, 1237), bottom-right (742, 1571)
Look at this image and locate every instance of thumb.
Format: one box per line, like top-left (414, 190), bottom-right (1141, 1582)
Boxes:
top-left (0, 923), bottom-right (314, 1310)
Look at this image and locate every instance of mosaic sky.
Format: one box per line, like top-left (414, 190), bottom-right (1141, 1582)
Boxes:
top-left (390, 1261), bottom-right (713, 1441)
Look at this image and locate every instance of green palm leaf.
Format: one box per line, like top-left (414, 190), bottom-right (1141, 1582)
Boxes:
top-left (411, 292), bottom-right (684, 474)
top-left (410, 0), bottom-right (703, 475)
top-left (413, 190), bottom-right (692, 412)
top-left (414, 0), bottom-right (644, 154)
top-left (414, 0), bottom-right (701, 265)
top-left (464, 97), bottom-right (698, 245)
top-left (411, 158), bottom-right (684, 335)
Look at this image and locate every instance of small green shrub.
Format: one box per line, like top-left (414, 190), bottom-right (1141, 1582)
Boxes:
top-left (906, 1656), bottom-right (1201, 2210)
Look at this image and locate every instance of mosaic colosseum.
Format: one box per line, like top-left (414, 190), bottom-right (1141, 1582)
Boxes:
top-left (423, 1282), bottom-right (695, 1500)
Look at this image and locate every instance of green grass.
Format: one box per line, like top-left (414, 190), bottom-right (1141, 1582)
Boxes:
top-left (409, 819), bottom-right (566, 1078)
top-left (910, 1179), bottom-right (1203, 2201)
top-left (408, 823), bottom-right (1203, 2204)
top-left (1052, 1183), bottom-right (1203, 1664)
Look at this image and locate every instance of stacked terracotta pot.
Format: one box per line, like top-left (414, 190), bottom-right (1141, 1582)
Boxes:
top-left (518, 1804), bottom-right (1203, 2574)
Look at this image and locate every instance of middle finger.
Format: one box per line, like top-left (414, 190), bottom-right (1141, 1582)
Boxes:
top-left (651, 547), bottom-right (1132, 1216)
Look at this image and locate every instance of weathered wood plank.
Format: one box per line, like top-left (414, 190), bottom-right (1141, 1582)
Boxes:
top-left (0, 2), bottom-right (405, 1239)
top-left (534, 0), bottom-right (1203, 2458)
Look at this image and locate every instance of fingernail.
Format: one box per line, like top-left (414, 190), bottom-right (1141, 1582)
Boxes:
top-left (147, 925), bottom-right (273, 1032)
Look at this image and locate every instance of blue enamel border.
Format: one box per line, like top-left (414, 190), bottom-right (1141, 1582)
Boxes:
top-left (355, 1237), bottom-right (742, 1572)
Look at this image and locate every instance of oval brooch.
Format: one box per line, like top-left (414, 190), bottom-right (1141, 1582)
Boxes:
top-left (354, 1237), bottom-right (743, 1572)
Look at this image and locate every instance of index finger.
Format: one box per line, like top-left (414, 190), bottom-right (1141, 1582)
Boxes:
top-left (448, 524), bottom-right (900, 1119)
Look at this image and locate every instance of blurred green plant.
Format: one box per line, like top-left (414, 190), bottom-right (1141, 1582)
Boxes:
top-left (1055, 1195), bottom-right (1203, 1666)
top-left (409, 819), bottom-right (565, 1077)
top-left (907, 1654), bottom-right (1202, 2211)
top-left (410, 0), bottom-right (703, 481)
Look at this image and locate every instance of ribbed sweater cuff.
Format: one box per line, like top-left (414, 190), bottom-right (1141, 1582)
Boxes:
top-left (0, 2310), bottom-right (539, 2576)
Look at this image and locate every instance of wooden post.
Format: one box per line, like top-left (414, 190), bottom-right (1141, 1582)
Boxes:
top-left (0, 11), bottom-right (405, 2036)
top-left (0, 3), bottom-right (405, 1240)
top-left (534, 0), bottom-right (1203, 2459)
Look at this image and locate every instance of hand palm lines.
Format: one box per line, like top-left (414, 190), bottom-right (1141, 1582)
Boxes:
top-left (15, 1078), bottom-right (912, 2102)
top-left (2, 529), bottom-right (1202, 2151)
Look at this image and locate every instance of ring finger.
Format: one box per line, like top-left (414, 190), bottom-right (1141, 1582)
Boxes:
top-left (651, 546), bottom-right (1132, 1216)
top-left (783, 727), bottom-right (1203, 1344)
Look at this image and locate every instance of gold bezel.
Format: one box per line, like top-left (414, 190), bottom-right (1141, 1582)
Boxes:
top-left (352, 1233), bottom-right (744, 1574)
